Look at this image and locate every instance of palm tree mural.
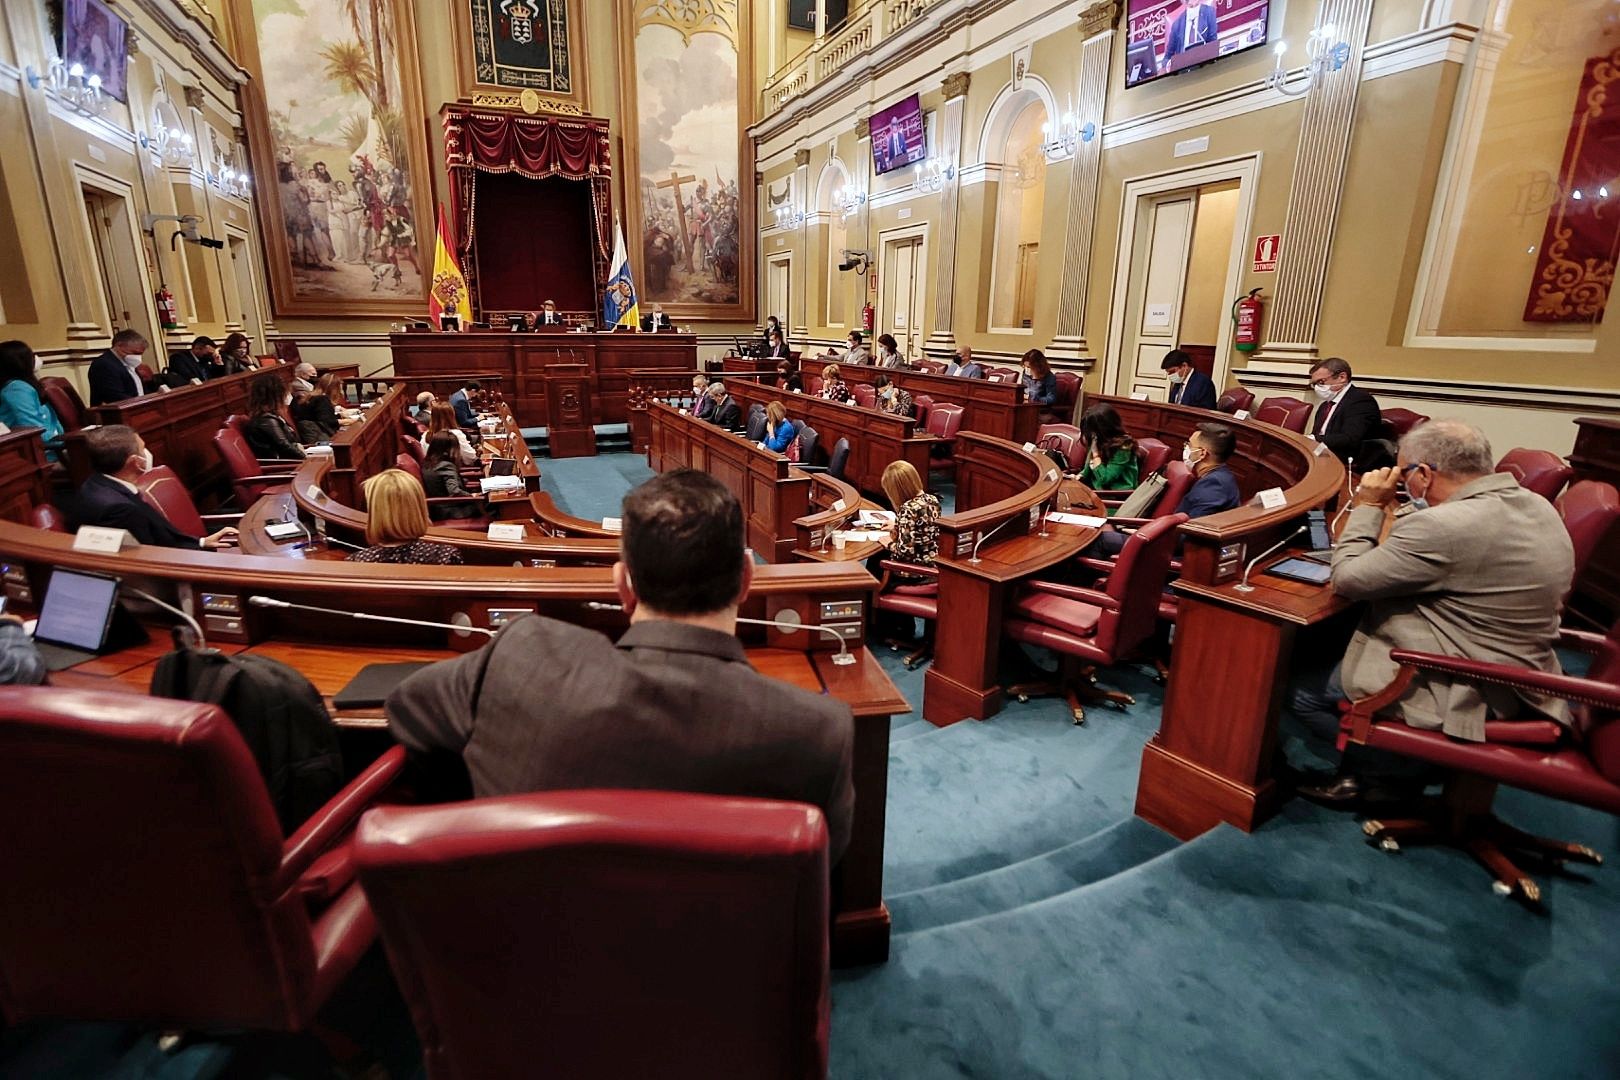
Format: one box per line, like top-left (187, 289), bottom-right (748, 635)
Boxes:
top-left (319, 40), bottom-right (378, 109)
top-left (340, 0), bottom-right (393, 110)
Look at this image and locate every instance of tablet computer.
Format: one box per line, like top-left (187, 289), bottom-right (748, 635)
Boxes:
top-left (1263, 557), bottom-right (1333, 586)
top-left (33, 569), bottom-right (122, 670)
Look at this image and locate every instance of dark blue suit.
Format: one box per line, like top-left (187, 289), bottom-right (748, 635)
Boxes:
top-left (68, 473), bottom-right (199, 548)
top-left (450, 389), bottom-right (478, 428)
top-left (1179, 464), bottom-right (1241, 519)
top-left (88, 351), bottom-right (144, 406)
top-left (1169, 369), bottom-right (1217, 411)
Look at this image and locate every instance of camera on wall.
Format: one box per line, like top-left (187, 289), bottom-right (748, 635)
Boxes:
top-left (143, 212), bottom-right (225, 250)
top-left (838, 249), bottom-right (869, 274)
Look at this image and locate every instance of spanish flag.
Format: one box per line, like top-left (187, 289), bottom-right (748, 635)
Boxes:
top-left (602, 219), bottom-right (640, 329)
top-left (428, 203), bottom-right (472, 330)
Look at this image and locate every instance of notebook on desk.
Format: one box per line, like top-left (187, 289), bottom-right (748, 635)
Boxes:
top-left (332, 662), bottom-right (435, 709)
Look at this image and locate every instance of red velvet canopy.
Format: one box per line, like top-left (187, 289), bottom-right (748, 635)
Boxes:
top-left (441, 105), bottom-right (613, 317)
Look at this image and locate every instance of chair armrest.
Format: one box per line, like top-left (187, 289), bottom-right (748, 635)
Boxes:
top-left (277, 745), bottom-right (406, 895)
top-left (199, 512), bottom-right (245, 527)
top-left (1025, 579), bottom-right (1121, 611)
top-left (254, 460), bottom-right (305, 471)
top-left (1387, 649), bottom-right (1620, 712)
top-left (1109, 516), bottom-right (1150, 528)
top-left (238, 474), bottom-right (297, 487)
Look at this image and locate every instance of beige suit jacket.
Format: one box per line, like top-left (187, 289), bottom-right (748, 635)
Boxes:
top-left (1331, 473), bottom-right (1574, 741)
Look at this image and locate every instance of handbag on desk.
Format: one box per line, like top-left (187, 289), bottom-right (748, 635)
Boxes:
top-left (1114, 471), bottom-right (1168, 519)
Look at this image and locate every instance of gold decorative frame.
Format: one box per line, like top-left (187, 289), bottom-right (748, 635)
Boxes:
top-left (452, 0), bottom-right (588, 115)
top-left (228, 0), bottom-right (437, 317)
top-left (615, 0), bottom-right (755, 323)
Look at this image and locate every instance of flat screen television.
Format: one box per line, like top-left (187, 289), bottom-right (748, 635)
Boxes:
top-left (61, 0), bottom-right (129, 102)
top-left (1123, 0), bottom-right (1271, 90)
top-left (871, 94), bottom-right (927, 176)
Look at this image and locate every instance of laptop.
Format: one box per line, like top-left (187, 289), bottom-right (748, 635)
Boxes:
top-left (32, 568), bottom-right (145, 671)
top-left (488, 457), bottom-right (518, 477)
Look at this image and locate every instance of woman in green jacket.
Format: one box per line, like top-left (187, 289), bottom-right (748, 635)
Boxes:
top-left (1075, 403), bottom-right (1138, 491)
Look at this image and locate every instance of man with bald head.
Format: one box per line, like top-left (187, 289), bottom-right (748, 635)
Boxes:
top-left (1291, 419), bottom-right (1575, 803)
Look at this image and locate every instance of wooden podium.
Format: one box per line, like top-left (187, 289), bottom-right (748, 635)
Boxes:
top-left (543, 363), bottom-right (596, 458)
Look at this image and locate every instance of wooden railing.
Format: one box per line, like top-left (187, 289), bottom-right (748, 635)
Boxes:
top-left (759, 0), bottom-right (943, 121)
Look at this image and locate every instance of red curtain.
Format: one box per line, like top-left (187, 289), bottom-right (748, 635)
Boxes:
top-left (1524, 44), bottom-right (1620, 324)
top-left (442, 106), bottom-right (613, 317)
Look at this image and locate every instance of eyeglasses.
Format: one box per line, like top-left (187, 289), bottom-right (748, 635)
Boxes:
top-left (1399, 462), bottom-right (1433, 476)
top-left (1309, 379), bottom-right (1335, 390)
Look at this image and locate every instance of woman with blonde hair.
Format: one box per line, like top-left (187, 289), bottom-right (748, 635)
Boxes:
top-left (879, 460), bottom-right (941, 570)
top-left (346, 469), bottom-right (463, 565)
top-left (819, 362), bottom-right (851, 404)
top-left (421, 399), bottom-right (479, 466)
top-left (761, 400), bottom-right (798, 455)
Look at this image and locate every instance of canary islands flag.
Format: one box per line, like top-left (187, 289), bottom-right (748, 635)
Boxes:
top-left (427, 204), bottom-right (472, 329)
top-left (603, 219), bottom-right (640, 329)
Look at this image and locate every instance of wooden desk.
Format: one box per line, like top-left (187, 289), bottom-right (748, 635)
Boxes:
top-left (388, 331), bottom-right (696, 429)
top-left (647, 402), bottom-right (811, 563)
top-left (724, 379), bottom-right (935, 497)
top-left (832, 364), bottom-right (1038, 444)
top-left (0, 430), bottom-right (52, 524)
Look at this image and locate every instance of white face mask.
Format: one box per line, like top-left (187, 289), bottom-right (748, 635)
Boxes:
top-left (122, 353), bottom-right (143, 369)
top-left (1183, 444), bottom-right (1203, 465)
top-left (1312, 382), bottom-right (1337, 400)
top-left (136, 448), bottom-right (153, 472)
top-left (33, 354), bottom-right (42, 374)
top-left (1167, 370), bottom-right (1185, 384)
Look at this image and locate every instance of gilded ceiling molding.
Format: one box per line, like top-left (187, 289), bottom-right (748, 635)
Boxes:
top-left (855, 115), bottom-right (871, 140)
top-left (942, 71), bottom-right (970, 100)
top-left (1079, 1), bottom-right (1121, 38)
top-left (635, 0), bottom-right (738, 46)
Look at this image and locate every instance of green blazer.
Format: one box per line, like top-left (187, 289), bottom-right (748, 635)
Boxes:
top-left (1078, 445), bottom-right (1139, 491)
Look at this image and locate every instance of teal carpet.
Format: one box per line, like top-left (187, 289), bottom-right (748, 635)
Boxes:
top-left (3, 452), bottom-right (1617, 1078)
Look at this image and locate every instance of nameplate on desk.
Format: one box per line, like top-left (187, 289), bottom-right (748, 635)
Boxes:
top-left (305, 445), bottom-right (333, 456)
top-left (600, 516), bottom-right (623, 532)
top-left (158, 384), bottom-right (172, 394)
top-left (1312, 440), bottom-right (1332, 457)
top-left (264, 521), bottom-right (305, 542)
top-left (487, 523), bottom-right (527, 542)
top-left (1233, 409), bottom-right (1250, 420)
top-left (1257, 487), bottom-right (1288, 510)
top-left (191, 378), bottom-right (203, 386)
top-left (1130, 392), bottom-right (1150, 401)
top-left (832, 499), bottom-right (847, 512)
top-left (1023, 442), bottom-right (1037, 452)
top-left (72, 526), bottom-right (136, 552)
top-left (1046, 512), bottom-right (1107, 528)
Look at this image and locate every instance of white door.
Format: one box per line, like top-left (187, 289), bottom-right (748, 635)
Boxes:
top-left (1116, 193), bottom-right (1196, 397)
top-left (229, 234), bottom-right (265, 344)
top-left (767, 255), bottom-right (792, 335)
top-left (882, 235), bottom-right (926, 358)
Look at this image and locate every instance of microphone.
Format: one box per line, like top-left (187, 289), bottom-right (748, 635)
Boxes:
top-left (1329, 455), bottom-right (1356, 537)
top-left (247, 595), bottom-right (495, 638)
top-left (1234, 525), bottom-right (1310, 593)
top-left (322, 535), bottom-right (365, 552)
top-left (125, 586), bottom-right (207, 650)
top-left (581, 603), bottom-right (855, 666)
top-left (970, 514), bottom-right (1020, 564)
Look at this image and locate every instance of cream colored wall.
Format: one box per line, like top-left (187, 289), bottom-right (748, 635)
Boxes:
top-left (1180, 183), bottom-right (1239, 344)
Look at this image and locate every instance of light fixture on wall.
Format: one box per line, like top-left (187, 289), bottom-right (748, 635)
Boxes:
top-left (916, 157), bottom-right (955, 194)
top-left (1265, 18), bottom-right (1353, 98)
top-left (1040, 111), bottom-right (1097, 160)
top-left (834, 182), bottom-right (866, 217)
top-left (216, 167), bottom-right (252, 199)
top-left (140, 85), bottom-right (195, 166)
top-left (773, 203), bottom-right (806, 229)
top-left (25, 59), bottom-right (105, 116)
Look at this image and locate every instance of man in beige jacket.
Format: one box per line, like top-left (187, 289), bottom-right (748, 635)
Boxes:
top-left (1292, 419), bottom-right (1574, 803)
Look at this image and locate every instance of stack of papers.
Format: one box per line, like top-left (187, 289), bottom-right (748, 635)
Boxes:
top-left (1046, 512), bottom-right (1108, 528)
top-left (478, 475), bottom-right (524, 494)
top-left (832, 530), bottom-right (888, 543)
top-left (852, 510), bottom-right (896, 528)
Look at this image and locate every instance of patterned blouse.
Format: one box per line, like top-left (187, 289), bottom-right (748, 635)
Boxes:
top-left (879, 387), bottom-right (914, 418)
top-left (890, 492), bottom-right (942, 567)
top-left (347, 540), bottom-right (464, 565)
top-left (820, 379), bottom-right (851, 404)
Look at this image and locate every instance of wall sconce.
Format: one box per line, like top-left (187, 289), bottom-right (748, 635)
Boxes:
top-left (916, 157), bottom-right (955, 194)
top-left (833, 183), bottom-right (866, 217)
top-left (773, 204), bottom-right (806, 229)
top-left (1040, 112), bottom-right (1097, 159)
top-left (215, 167), bottom-right (252, 199)
top-left (25, 59), bottom-right (105, 116)
top-left (1265, 20), bottom-right (1353, 98)
top-left (140, 92), bottom-right (196, 168)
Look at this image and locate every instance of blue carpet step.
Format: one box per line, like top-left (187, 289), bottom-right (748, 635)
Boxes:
top-left (890, 717), bottom-right (941, 743)
top-left (889, 816), bottom-right (1178, 933)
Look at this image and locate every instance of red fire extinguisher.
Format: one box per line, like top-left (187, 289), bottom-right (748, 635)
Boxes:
top-left (1232, 288), bottom-right (1263, 353)
top-left (156, 286), bottom-right (180, 330)
top-left (861, 301), bottom-right (875, 334)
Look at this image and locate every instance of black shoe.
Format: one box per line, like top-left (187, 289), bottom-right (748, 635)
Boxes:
top-left (1297, 773), bottom-right (1363, 806)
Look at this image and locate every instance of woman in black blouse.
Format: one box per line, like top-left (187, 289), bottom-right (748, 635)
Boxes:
top-left (292, 372), bottom-right (351, 444)
top-left (346, 469), bottom-right (463, 565)
top-left (421, 431), bottom-right (483, 521)
top-left (244, 374), bottom-right (305, 461)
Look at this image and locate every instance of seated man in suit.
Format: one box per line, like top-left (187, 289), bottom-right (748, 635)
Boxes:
top-left (88, 329), bottom-right (150, 406)
top-left (386, 468), bottom-right (856, 860)
top-left (1162, 349), bottom-right (1217, 410)
top-left (1308, 357), bottom-right (1381, 463)
top-left (944, 345), bottom-right (985, 379)
top-left (1087, 421), bottom-right (1241, 555)
top-left (166, 336), bottom-right (224, 385)
top-left (410, 391), bottom-right (436, 424)
top-left (67, 425), bottom-right (238, 549)
top-left (1290, 420), bottom-right (1575, 804)
top-left (690, 374), bottom-right (715, 420)
top-left (839, 330), bottom-right (871, 366)
top-left (702, 382), bottom-right (740, 429)
top-left (291, 362), bottom-right (318, 393)
top-left (449, 381), bottom-right (482, 428)
top-left (640, 304), bottom-right (674, 332)
top-left (535, 299), bottom-right (566, 327)
top-left (762, 329), bottom-right (790, 361)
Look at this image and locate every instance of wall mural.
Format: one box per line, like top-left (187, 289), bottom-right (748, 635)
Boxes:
top-left (230, 0), bottom-right (434, 316)
top-left (617, 0), bottom-right (755, 321)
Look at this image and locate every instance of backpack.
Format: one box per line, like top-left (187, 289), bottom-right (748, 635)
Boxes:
top-left (150, 649), bottom-right (345, 832)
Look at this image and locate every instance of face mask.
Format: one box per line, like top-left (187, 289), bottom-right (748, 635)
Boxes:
top-left (136, 448), bottom-right (153, 472)
top-left (1312, 382), bottom-right (1336, 400)
top-left (122, 354), bottom-right (142, 369)
top-left (33, 355), bottom-right (42, 373)
top-left (1167, 371), bottom-right (1185, 384)
top-left (284, 393), bottom-right (293, 407)
top-left (1183, 445), bottom-right (1203, 465)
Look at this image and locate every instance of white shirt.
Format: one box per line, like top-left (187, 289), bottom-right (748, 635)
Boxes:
top-left (423, 427), bottom-right (478, 467)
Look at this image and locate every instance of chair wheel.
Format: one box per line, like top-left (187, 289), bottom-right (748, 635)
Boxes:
top-left (1362, 820), bottom-right (1384, 837)
top-left (1071, 708), bottom-right (1085, 726)
top-left (1520, 879), bottom-right (1542, 904)
top-left (904, 660), bottom-right (919, 670)
top-left (1017, 694), bottom-right (1030, 703)
top-left (1378, 837), bottom-right (1400, 853)
top-left (1492, 880), bottom-right (1512, 897)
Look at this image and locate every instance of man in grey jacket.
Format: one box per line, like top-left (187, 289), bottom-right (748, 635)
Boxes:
top-left (385, 468), bottom-right (856, 858)
top-left (1292, 419), bottom-right (1574, 803)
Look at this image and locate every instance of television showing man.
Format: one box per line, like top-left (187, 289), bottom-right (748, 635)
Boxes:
top-left (68, 425), bottom-right (239, 549)
top-left (385, 469), bottom-right (855, 859)
top-left (166, 336), bottom-right (224, 385)
top-left (1161, 349), bottom-right (1217, 410)
top-left (1163, 0), bottom-right (1219, 68)
top-left (884, 118), bottom-right (908, 169)
top-left (88, 329), bottom-right (149, 406)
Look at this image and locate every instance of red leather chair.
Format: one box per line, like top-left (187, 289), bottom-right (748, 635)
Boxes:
top-left (392, 453), bottom-right (490, 528)
top-left (914, 359), bottom-right (946, 374)
top-left (213, 426), bottom-right (296, 508)
top-left (1557, 480), bottom-right (1620, 579)
top-left (875, 560), bottom-right (938, 669)
top-left (29, 504), bottom-right (66, 532)
top-left (1496, 448), bottom-right (1574, 502)
top-left (354, 790), bottom-right (831, 1080)
top-left (1051, 372), bottom-right (1082, 420)
top-left (1094, 438), bottom-right (1172, 505)
top-left (1339, 621), bottom-right (1620, 905)
top-left (1037, 423), bottom-right (1083, 467)
top-left (805, 374), bottom-right (824, 395)
top-left (851, 383), bottom-right (876, 409)
top-left (137, 465), bottom-right (241, 537)
top-left (0, 687), bottom-right (402, 1029)
top-left (1216, 386), bottom-right (1255, 415)
top-left (400, 436), bottom-right (427, 464)
top-left (984, 366), bottom-right (1019, 384)
top-left (38, 376), bottom-right (86, 432)
top-left (912, 393), bottom-right (934, 430)
top-left (1004, 514), bottom-right (1188, 724)
top-left (1254, 395), bottom-right (1312, 433)
top-left (1380, 407), bottom-right (1429, 440)
top-left (273, 339), bottom-right (303, 364)
top-left (925, 403), bottom-right (965, 477)
top-left (223, 413), bottom-right (305, 466)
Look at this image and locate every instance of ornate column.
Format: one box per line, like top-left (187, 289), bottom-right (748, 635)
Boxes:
top-left (1249, 0), bottom-right (1375, 370)
top-left (793, 147), bottom-right (811, 341)
top-left (1048, 1), bottom-right (1119, 370)
top-left (923, 71), bottom-right (970, 358)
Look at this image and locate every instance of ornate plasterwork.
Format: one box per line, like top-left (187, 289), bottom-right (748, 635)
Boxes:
top-left (634, 0), bottom-right (738, 46)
